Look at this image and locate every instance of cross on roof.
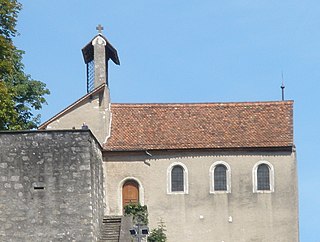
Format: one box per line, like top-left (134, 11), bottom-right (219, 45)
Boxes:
top-left (96, 24), bottom-right (104, 34)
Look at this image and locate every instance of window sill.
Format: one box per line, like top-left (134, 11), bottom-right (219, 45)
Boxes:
top-left (167, 191), bottom-right (188, 195)
top-left (253, 190), bottom-right (274, 193)
top-left (209, 191), bottom-right (231, 194)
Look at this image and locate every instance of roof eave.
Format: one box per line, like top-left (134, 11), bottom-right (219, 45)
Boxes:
top-left (103, 145), bottom-right (294, 153)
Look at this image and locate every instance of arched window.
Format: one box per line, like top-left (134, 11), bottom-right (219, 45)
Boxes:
top-left (257, 164), bottom-right (270, 190)
top-left (171, 165), bottom-right (184, 192)
top-left (253, 161), bottom-right (274, 193)
top-left (167, 162), bottom-right (188, 194)
top-left (210, 161), bottom-right (231, 193)
top-left (214, 165), bottom-right (227, 191)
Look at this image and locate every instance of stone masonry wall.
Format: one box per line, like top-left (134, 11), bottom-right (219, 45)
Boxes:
top-left (89, 132), bottom-right (105, 239)
top-left (0, 130), bottom-right (104, 242)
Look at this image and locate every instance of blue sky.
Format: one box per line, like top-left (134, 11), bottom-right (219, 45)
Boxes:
top-left (16, 1), bottom-right (319, 241)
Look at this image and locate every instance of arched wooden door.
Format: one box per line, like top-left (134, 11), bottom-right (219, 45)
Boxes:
top-left (122, 180), bottom-right (139, 209)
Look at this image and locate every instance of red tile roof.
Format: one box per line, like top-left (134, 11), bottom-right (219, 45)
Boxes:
top-left (104, 101), bottom-right (293, 151)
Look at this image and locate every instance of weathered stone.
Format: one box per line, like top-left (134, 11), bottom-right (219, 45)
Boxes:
top-left (72, 172), bottom-right (81, 178)
top-left (0, 131), bottom-right (104, 241)
top-left (21, 156), bottom-right (29, 161)
top-left (5, 223), bottom-right (12, 229)
top-left (0, 176), bottom-right (7, 181)
top-left (10, 176), bottom-right (20, 181)
top-left (4, 183), bottom-right (11, 188)
top-left (14, 183), bottom-right (23, 189)
top-left (67, 186), bottom-right (74, 192)
top-left (52, 210), bottom-right (61, 215)
top-left (11, 216), bottom-right (26, 222)
top-left (80, 164), bottom-right (90, 171)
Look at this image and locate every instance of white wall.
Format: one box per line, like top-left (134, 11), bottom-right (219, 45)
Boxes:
top-left (104, 149), bottom-right (298, 242)
top-left (46, 89), bottom-right (110, 144)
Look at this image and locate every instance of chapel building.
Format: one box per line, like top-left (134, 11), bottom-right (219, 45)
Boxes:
top-left (0, 28), bottom-right (299, 242)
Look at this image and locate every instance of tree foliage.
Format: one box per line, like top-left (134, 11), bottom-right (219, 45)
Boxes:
top-left (0, 0), bottom-right (49, 130)
top-left (148, 219), bottom-right (167, 242)
top-left (124, 203), bottom-right (149, 225)
top-left (0, 81), bottom-right (18, 129)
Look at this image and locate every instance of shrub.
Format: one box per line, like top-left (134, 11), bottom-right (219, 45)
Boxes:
top-left (147, 219), bottom-right (167, 242)
top-left (124, 203), bottom-right (148, 225)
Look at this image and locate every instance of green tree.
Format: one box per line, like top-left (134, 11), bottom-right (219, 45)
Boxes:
top-left (148, 219), bottom-right (167, 242)
top-left (0, 81), bottom-right (19, 129)
top-left (0, 0), bottom-right (49, 130)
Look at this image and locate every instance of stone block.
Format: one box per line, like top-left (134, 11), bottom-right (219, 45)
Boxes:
top-left (0, 176), bottom-right (7, 181)
top-left (10, 176), bottom-right (20, 182)
top-left (80, 164), bottom-right (90, 170)
top-left (14, 183), bottom-right (23, 189)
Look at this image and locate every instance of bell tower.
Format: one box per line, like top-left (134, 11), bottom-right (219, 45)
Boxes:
top-left (82, 25), bottom-right (120, 93)
top-left (39, 26), bottom-right (120, 144)
top-left (79, 25), bottom-right (120, 143)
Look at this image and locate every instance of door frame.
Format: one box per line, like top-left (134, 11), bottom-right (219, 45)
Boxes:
top-left (118, 177), bottom-right (145, 215)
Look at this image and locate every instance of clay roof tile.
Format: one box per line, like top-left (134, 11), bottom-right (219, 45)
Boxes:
top-left (104, 101), bottom-right (293, 151)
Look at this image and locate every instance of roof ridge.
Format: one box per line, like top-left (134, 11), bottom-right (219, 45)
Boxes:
top-left (111, 100), bottom-right (294, 107)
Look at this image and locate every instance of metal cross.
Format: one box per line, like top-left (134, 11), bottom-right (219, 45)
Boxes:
top-left (96, 24), bottom-right (104, 34)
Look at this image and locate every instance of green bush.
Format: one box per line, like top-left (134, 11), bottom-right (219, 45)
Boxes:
top-left (124, 203), bottom-right (148, 225)
top-left (147, 219), bottom-right (167, 242)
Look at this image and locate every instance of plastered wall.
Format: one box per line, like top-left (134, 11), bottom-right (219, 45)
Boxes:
top-left (46, 89), bottom-right (110, 144)
top-left (104, 149), bottom-right (299, 242)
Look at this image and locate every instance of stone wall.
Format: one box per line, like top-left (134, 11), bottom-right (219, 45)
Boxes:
top-left (0, 130), bottom-right (104, 242)
top-left (90, 132), bottom-right (105, 239)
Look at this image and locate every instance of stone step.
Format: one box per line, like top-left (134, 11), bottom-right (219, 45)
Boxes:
top-left (100, 232), bottom-right (120, 235)
top-left (99, 216), bottom-right (122, 242)
top-left (103, 220), bottom-right (122, 223)
top-left (102, 226), bottom-right (121, 229)
top-left (102, 224), bottom-right (121, 227)
top-left (99, 240), bottom-right (119, 242)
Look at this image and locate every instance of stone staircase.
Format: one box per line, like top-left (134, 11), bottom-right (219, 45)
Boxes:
top-left (99, 216), bottom-right (122, 242)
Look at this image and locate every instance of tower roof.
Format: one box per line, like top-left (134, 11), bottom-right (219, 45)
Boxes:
top-left (82, 34), bottom-right (120, 65)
